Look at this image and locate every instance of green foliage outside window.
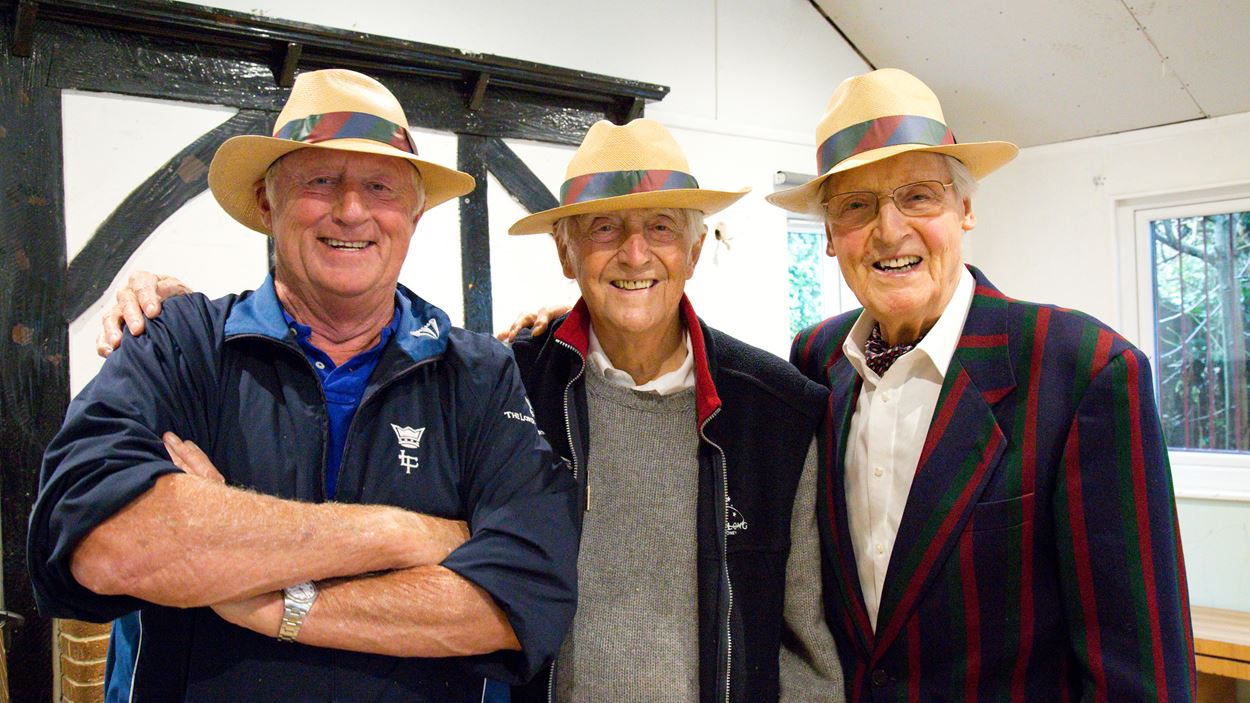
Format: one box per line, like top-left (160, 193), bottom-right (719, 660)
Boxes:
top-left (788, 231), bottom-right (824, 337)
top-left (1151, 211), bottom-right (1250, 453)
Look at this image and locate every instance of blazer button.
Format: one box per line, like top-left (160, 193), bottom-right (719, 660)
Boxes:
top-left (871, 669), bottom-right (889, 687)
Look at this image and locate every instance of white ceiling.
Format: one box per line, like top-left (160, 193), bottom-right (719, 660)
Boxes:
top-left (812, 0), bottom-right (1250, 147)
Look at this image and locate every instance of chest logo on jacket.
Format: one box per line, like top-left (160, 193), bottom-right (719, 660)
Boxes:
top-left (726, 497), bottom-right (749, 535)
top-left (391, 424), bottom-right (426, 475)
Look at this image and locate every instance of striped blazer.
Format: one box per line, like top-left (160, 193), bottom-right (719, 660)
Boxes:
top-left (790, 266), bottom-right (1195, 702)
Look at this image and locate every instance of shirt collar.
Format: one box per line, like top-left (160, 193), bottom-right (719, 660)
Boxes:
top-left (587, 325), bottom-right (695, 396)
top-left (842, 265), bottom-right (976, 382)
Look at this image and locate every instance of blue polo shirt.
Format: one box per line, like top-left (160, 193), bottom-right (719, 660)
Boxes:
top-left (282, 305), bottom-right (399, 499)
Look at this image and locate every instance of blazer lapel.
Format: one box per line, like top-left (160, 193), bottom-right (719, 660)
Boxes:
top-left (819, 352), bottom-right (876, 658)
top-left (870, 266), bottom-right (1016, 659)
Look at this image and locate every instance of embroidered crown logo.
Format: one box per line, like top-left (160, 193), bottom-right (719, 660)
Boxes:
top-left (391, 424), bottom-right (426, 449)
top-left (412, 318), bottom-right (440, 340)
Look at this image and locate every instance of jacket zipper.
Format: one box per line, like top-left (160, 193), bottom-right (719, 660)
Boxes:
top-left (549, 338), bottom-right (586, 703)
top-left (553, 338), bottom-right (587, 500)
top-left (699, 407), bottom-right (733, 703)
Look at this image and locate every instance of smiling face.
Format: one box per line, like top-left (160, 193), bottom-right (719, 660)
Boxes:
top-left (258, 148), bottom-right (424, 306)
top-left (823, 151), bottom-right (976, 344)
top-left (556, 207), bottom-right (705, 349)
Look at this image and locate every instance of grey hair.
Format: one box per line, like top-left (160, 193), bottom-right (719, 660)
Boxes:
top-left (551, 208), bottom-right (706, 248)
top-left (262, 151), bottom-right (427, 213)
top-left (942, 154), bottom-right (977, 200)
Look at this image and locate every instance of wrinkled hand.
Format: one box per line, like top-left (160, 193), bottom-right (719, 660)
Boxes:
top-left (97, 270), bottom-right (191, 358)
top-left (163, 432), bottom-right (225, 483)
top-left (213, 590), bottom-right (283, 636)
top-left (495, 304), bottom-right (572, 343)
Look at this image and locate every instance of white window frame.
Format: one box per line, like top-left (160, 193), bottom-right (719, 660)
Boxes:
top-left (1115, 185), bottom-right (1250, 502)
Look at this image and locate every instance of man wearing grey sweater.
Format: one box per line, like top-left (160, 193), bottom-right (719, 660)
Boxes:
top-left (503, 119), bottom-right (844, 703)
top-left (99, 118), bottom-right (844, 702)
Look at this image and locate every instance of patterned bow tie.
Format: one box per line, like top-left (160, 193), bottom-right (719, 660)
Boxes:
top-left (864, 324), bottom-right (922, 376)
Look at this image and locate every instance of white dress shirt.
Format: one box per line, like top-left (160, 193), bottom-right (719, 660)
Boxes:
top-left (842, 267), bottom-right (975, 630)
top-left (587, 326), bottom-right (695, 395)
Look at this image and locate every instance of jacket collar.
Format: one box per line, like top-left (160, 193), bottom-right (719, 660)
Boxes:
top-left (224, 274), bottom-right (451, 365)
top-left (553, 294), bottom-right (722, 426)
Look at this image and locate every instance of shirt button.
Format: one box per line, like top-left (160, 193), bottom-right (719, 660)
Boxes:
top-left (880, 390), bottom-right (894, 402)
top-left (875, 543), bottom-right (885, 555)
top-left (871, 669), bottom-right (889, 687)
top-left (314, 361), bottom-right (326, 370)
top-left (873, 466), bottom-right (884, 478)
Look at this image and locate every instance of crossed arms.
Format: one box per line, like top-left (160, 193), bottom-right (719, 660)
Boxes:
top-left (31, 285), bottom-right (577, 671)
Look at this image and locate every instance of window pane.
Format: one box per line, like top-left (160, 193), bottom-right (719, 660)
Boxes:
top-left (788, 230), bottom-right (824, 337)
top-left (1150, 210), bottom-right (1250, 453)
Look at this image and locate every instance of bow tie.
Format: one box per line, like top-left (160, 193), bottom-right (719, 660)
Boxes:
top-left (864, 324), bottom-right (923, 376)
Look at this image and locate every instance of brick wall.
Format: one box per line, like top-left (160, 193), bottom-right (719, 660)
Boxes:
top-left (56, 620), bottom-right (109, 703)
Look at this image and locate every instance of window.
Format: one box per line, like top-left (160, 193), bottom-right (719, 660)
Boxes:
top-left (1147, 208), bottom-right (1249, 453)
top-left (1119, 188), bottom-right (1250, 500)
top-left (785, 219), bottom-right (859, 337)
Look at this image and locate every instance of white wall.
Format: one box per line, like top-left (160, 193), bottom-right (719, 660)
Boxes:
top-left (66, 0), bottom-right (864, 371)
top-left (968, 110), bottom-right (1250, 612)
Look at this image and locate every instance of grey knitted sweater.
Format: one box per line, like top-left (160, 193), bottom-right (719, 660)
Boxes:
top-left (554, 367), bottom-right (701, 702)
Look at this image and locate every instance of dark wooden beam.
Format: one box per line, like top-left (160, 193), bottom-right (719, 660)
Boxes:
top-left (34, 20), bottom-right (616, 146)
top-left (468, 70), bottom-right (489, 111)
top-left (457, 134), bottom-right (492, 333)
top-left (618, 96), bottom-right (645, 124)
top-left (65, 110), bottom-right (271, 320)
top-left (0, 0), bottom-right (668, 105)
top-left (272, 40), bottom-right (301, 87)
top-left (0, 17), bottom-right (60, 700)
top-left (9, 0), bottom-right (35, 56)
top-left (482, 137), bottom-right (558, 215)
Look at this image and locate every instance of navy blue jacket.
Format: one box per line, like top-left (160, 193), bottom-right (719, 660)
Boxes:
top-left (28, 277), bottom-right (579, 703)
top-left (509, 297), bottom-right (829, 703)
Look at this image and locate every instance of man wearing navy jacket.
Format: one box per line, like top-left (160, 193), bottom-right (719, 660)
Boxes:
top-left (28, 69), bottom-right (578, 702)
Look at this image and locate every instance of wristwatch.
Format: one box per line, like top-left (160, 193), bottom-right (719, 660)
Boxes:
top-left (277, 580), bottom-right (318, 643)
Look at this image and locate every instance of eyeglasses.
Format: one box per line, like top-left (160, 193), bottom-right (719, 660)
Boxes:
top-left (824, 180), bottom-right (954, 229)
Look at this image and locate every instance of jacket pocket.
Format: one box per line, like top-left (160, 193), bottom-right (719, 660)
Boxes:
top-left (969, 492), bottom-right (1034, 532)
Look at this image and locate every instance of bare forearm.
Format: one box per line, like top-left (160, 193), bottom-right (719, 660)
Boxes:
top-left (219, 566), bottom-right (520, 657)
top-left (71, 473), bottom-right (466, 607)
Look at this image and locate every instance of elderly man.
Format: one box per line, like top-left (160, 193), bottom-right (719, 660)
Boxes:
top-left (100, 118), bottom-right (845, 702)
top-left (28, 69), bottom-right (578, 702)
top-left (770, 68), bottom-right (1195, 700)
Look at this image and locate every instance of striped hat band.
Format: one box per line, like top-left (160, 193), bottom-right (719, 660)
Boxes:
top-left (559, 169), bottom-right (700, 206)
top-left (274, 111), bottom-right (417, 155)
top-left (817, 114), bottom-right (955, 175)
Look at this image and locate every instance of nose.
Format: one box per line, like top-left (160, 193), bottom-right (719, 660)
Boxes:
top-left (873, 198), bottom-right (910, 245)
top-left (616, 224), bottom-right (652, 267)
top-left (333, 184), bottom-right (370, 226)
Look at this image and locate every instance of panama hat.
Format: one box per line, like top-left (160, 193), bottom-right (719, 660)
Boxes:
top-left (767, 68), bottom-right (1018, 216)
top-left (508, 118), bottom-right (749, 235)
top-left (208, 69), bottom-right (476, 234)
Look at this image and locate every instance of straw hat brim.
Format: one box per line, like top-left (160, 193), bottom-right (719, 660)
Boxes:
top-left (208, 134), bottom-right (477, 235)
top-left (508, 187), bottom-right (750, 235)
top-left (766, 140), bottom-right (1018, 216)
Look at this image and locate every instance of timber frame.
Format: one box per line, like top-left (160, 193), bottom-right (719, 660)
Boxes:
top-left (0, 1), bottom-right (666, 698)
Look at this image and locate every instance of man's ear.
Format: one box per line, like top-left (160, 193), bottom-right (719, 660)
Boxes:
top-left (686, 226), bottom-right (708, 278)
top-left (960, 197), bottom-right (976, 232)
top-left (824, 220), bottom-right (838, 258)
top-left (555, 235), bottom-right (577, 280)
top-left (255, 180), bottom-right (274, 230)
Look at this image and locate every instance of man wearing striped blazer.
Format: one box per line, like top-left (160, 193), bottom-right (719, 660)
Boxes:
top-left (769, 68), bottom-right (1195, 701)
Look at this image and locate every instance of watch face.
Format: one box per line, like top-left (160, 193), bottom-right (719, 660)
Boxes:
top-left (287, 582), bottom-right (317, 603)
